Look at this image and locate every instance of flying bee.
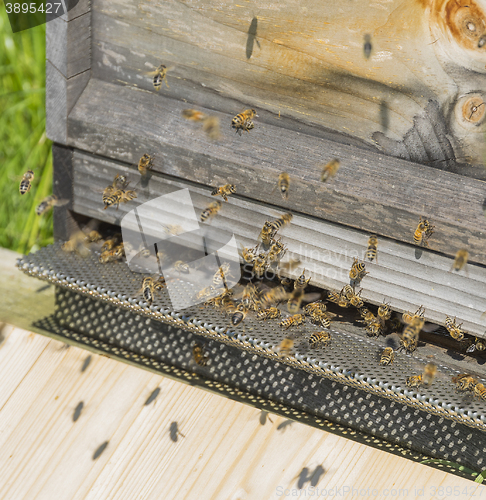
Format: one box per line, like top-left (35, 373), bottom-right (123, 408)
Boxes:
top-left (193, 343), bottom-right (208, 366)
top-left (211, 184), bottom-right (236, 202)
top-left (200, 200), bottom-right (222, 222)
top-left (194, 285), bottom-right (218, 302)
top-left (232, 109), bottom-right (257, 135)
top-left (213, 263), bottom-right (233, 286)
top-left (451, 249), bottom-right (468, 272)
top-left (260, 285), bottom-right (289, 308)
top-left (257, 307), bottom-right (281, 320)
top-left (280, 314), bottom-right (305, 329)
top-left (101, 234), bottom-right (122, 252)
top-left (400, 316), bottom-right (425, 353)
top-left (222, 296), bottom-right (237, 316)
top-left (349, 258), bottom-right (368, 283)
top-left (402, 306), bottom-right (425, 324)
top-left (452, 373), bottom-right (478, 392)
top-left (61, 231), bottom-right (89, 257)
top-left (231, 303), bottom-right (248, 326)
top-left (474, 383), bottom-right (486, 400)
top-left (19, 169), bottom-right (34, 195)
top-left (287, 287), bottom-right (320, 314)
top-left (268, 212), bottom-right (293, 234)
top-left (137, 153), bottom-right (154, 177)
top-left (278, 173), bottom-right (290, 200)
top-left (149, 64), bottom-right (174, 90)
top-left (35, 195), bottom-right (68, 215)
top-left (86, 230), bottom-right (102, 243)
top-left (320, 159), bottom-right (340, 183)
top-left (309, 331), bottom-right (331, 348)
top-left (182, 109), bottom-right (207, 122)
top-left (277, 337), bottom-right (294, 358)
top-left (413, 217), bottom-right (434, 247)
top-left (363, 34), bottom-right (372, 59)
top-left (294, 269), bottom-right (311, 290)
top-left (467, 337), bottom-right (486, 354)
top-left (99, 243), bottom-right (125, 263)
top-left (202, 116), bottom-right (221, 141)
top-left (268, 239), bottom-right (287, 265)
top-left (258, 221), bottom-right (275, 247)
top-left (365, 235), bottom-right (378, 262)
top-left (445, 316), bottom-right (465, 341)
top-left (422, 362), bottom-right (437, 387)
top-left (378, 301), bottom-right (392, 323)
top-left (406, 374), bottom-right (423, 388)
top-left (380, 347), bottom-right (394, 366)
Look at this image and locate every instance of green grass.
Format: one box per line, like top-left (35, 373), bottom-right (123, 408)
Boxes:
top-left (0, 8), bottom-right (53, 254)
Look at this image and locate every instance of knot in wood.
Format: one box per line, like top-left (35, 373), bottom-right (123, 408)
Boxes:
top-left (462, 95), bottom-right (485, 124)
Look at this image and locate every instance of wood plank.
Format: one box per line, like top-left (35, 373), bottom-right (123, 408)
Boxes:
top-left (60, 0), bottom-right (91, 22)
top-left (0, 326), bottom-right (483, 500)
top-left (71, 151), bottom-right (486, 337)
top-left (67, 79), bottom-right (486, 266)
top-left (46, 11), bottom-right (91, 78)
top-left (89, 0), bottom-right (486, 172)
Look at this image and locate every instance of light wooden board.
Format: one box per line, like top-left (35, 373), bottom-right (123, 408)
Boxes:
top-left (70, 150), bottom-right (486, 337)
top-left (0, 324), bottom-right (484, 500)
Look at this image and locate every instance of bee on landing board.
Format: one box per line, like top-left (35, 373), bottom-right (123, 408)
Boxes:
top-left (232, 109), bottom-right (257, 135)
top-left (36, 195), bottom-right (68, 215)
top-left (451, 249), bottom-right (468, 273)
top-left (452, 373), bottom-right (478, 392)
top-left (320, 159), bottom-right (340, 183)
top-left (278, 173), bottom-right (290, 200)
top-left (309, 331), bottom-right (331, 348)
top-left (380, 347), bottom-right (394, 366)
top-left (445, 316), bottom-right (466, 341)
top-left (280, 314), bottom-right (305, 329)
top-left (467, 337), bottom-right (486, 354)
top-left (19, 169), bottom-right (34, 195)
top-left (211, 184), bottom-right (236, 202)
top-left (193, 342), bottom-right (208, 366)
top-left (413, 217), bottom-right (434, 247)
top-left (231, 303), bottom-right (248, 326)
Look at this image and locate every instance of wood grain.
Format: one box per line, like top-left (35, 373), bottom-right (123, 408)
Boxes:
top-left (66, 79), bottom-right (486, 266)
top-left (70, 151), bottom-right (486, 337)
top-left (0, 325), bottom-right (483, 500)
top-left (89, 0), bottom-right (486, 171)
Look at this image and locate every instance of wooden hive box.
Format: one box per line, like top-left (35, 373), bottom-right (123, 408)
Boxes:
top-left (20, 0), bottom-right (486, 472)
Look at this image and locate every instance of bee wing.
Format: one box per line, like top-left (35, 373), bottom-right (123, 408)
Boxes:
top-left (143, 65), bottom-right (175, 76)
top-left (466, 344), bottom-right (477, 354)
top-left (302, 292), bottom-right (322, 303)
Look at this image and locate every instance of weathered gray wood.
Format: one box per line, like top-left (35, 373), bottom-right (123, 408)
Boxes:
top-left (60, 0), bottom-right (90, 22)
top-left (71, 151), bottom-right (486, 337)
top-left (89, 0), bottom-right (486, 173)
top-left (67, 79), bottom-right (486, 266)
top-left (46, 62), bottom-right (90, 144)
top-left (46, 11), bottom-right (91, 78)
top-left (52, 144), bottom-right (75, 241)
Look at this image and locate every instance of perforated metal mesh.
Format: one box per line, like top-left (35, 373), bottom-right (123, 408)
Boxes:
top-left (17, 243), bottom-right (486, 472)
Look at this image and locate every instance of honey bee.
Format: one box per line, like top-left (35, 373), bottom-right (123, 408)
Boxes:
top-left (402, 306), bottom-right (425, 325)
top-left (294, 269), bottom-right (311, 290)
top-left (61, 231), bottom-right (89, 257)
top-left (278, 173), bottom-right (290, 200)
top-left (413, 217), bottom-right (434, 247)
top-left (232, 109), bottom-right (257, 135)
top-left (240, 244), bottom-right (257, 264)
top-left (445, 316), bottom-right (465, 341)
top-left (341, 285), bottom-right (363, 308)
top-left (308, 309), bottom-right (332, 329)
top-left (406, 374), bottom-right (423, 388)
top-left (287, 287), bottom-right (315, 315)
top-left (303, 301), bottom-right (327, 315)
top-left (35, 195), bottom-right (68, 215)
top-left (280, 314), bottom-right (305, 329)
top-left (422, 362), bottom-right (437, 387)
top-left (467, 337), bottom-right (486, 354)
top-left (137, 154), bottom-right (154, 177)
top-left (241, 283), bottom-right (261, 311)
top-left (260, 286), bottom-right (289, 308)
top-left (150, 64), bottom-right (173, 90)
top-left (474, 383), bottom-right (486, 400)
top-left (268, 239), bottom-right (287, 265)
top-left (213, 263), bottom-right (232, 286)
top-left (141, 277), bottom-right (157, 303)
top-left (328, 291), bottom-right (349, 308)
top-left (193, 343), bottom-right (208, 366)
top-left (380, 347), bottom-right (394, 366)
top-left (349, 258), bottom-right (368, 283)
top-left (211, 184), bottom-right (236, 202)
top-left (378, 301), bottom-right (392, 323)
top-left (258, 221), bottom-right (275, 247)
top-left (19, 169), bottom-right (34, 195)
top-left (86, 230), bottom-right (102, 243)
top-left (174, 260), bottom-right (190, 274)
top-left (452, 373), bottom-right (478, 392)
top-left (309, 331), bottom-right (331, 348)
top-left (257, 307), bottom-right (281, 320)
top-left (101, 234), bottom-right (122, 252)
top-left (359, 307), bottom-right (376, 324)
top-left (365, 235), bottom-right (378, 262)
top-left (451, 249), bottom-right (468, 272)
top-left (194, 285), bottom-right (218, 302)
top-left (253, 253), bottom-right (269, 278)
top-left (202, 116), bottom-right (221, 141)
top-left (182, 109), bottom-right (207, 122)
top-left (222, 296), bottom-right (237, 316)
top-left (99, 243), bottom-right (125, 263)
top-left (200, 201), bottom-right (222, 222)
top-left (320, 159), bottom-right (340, 183)
top-left (268, 213), bottom-right (293, 234)
top-left (366, 320), bottom-right (383, 337)
top-left (102, 175), bottom-right (137, 210)
top-left (277, 337), bottom-right (294, 358)
top-left (231, 303), bottom-right (248, 326)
